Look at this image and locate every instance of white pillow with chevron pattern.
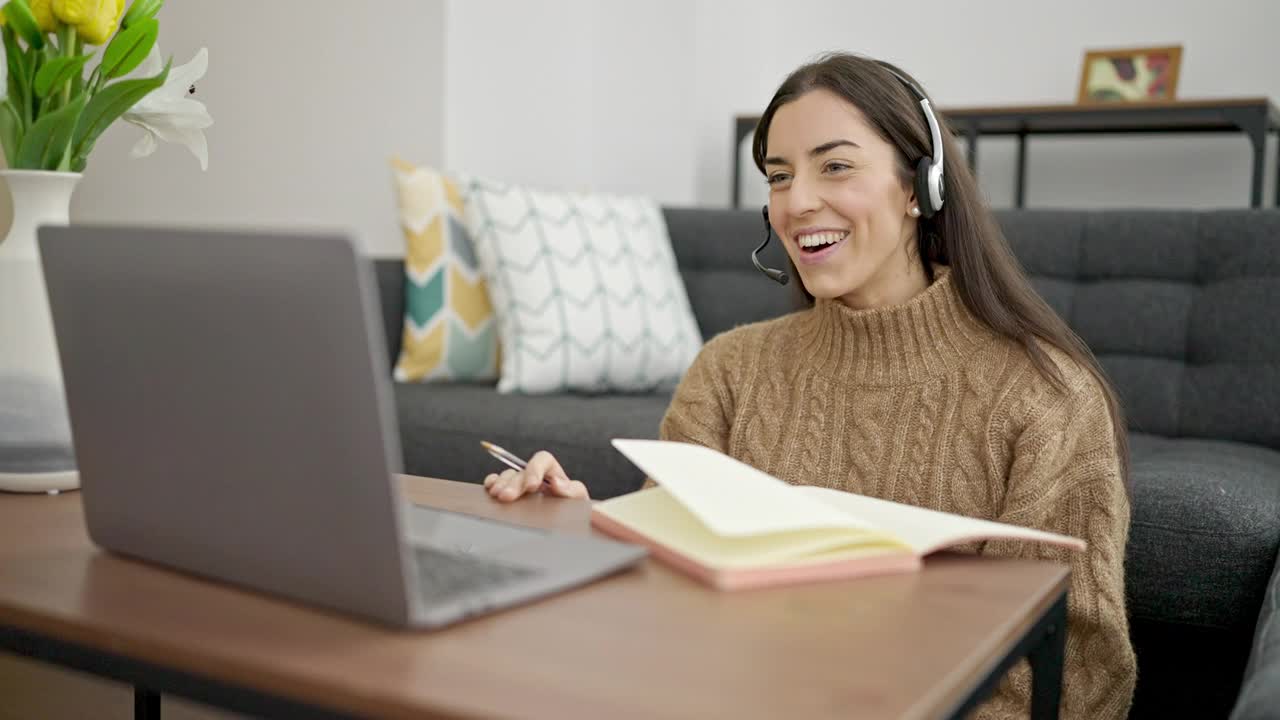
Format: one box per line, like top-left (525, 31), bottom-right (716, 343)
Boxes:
top-left (389, 159), bottom-right (500, 383)
top-left (463, 177), bottom-right (703, 394)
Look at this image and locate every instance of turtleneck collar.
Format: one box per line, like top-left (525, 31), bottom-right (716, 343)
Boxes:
top-left (796, 267), bottom-right (999, 386)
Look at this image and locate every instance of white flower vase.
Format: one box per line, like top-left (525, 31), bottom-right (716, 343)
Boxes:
top-left (0, 169), bottom-right (82, 494)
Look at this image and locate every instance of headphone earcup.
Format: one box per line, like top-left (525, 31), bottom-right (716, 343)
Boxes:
top-left (914, 156), bottom-right (936, 218)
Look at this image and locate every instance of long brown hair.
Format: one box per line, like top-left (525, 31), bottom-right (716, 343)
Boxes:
top-left (752, 52), bottom-right (1129, 486)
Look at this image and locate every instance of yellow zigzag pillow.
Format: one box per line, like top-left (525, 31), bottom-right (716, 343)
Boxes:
top-left (389, 158), bottom-right (500, 382)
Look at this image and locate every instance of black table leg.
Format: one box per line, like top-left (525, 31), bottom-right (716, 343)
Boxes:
top-left (1015, 131), bottom-right (1028, 208)
top-left (1249, 132), bottom-right (1265, 209)
top-left (943, 587), bottom-right (1069, 720)
top-left (1224, 107), bottom-right (1266, 208)
top-left (136, 687), bottom-right (160, 720)
top-left (1029, 593), bottom-right (1068, 720)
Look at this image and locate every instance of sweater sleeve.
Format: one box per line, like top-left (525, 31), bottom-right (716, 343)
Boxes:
top-left (639, 333), bottom-right (740, 489)
top-left (973, 373), bottom-right (1136, 720)
top-left (659, 331), bottom-right (738, 449)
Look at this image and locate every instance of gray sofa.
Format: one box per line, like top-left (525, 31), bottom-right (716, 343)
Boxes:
top-left (372, 208), bottom-right (1280, 719)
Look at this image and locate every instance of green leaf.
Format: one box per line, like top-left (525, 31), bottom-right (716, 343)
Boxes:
top-left (4, 26), bottom-right (28, 101)
top-left (0, 102), bottom-right (21, 165)
top-left (2, 0), bottom-right (45, 51)
top-left (122, 0), bottom-right (163, 29)
top-left (15, 91), bottom-right (84, 169)
top-left (99, 17), bottom-right (156, 79)
top-left (69, 57), bottom-right (168, 167)
top-left (34, 54), bottom-right (91, 97)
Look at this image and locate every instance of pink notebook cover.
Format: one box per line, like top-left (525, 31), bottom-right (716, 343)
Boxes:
top-left (590, 508), bottom-right (922, 591)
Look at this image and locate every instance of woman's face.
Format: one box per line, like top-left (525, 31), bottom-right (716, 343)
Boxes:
top-left (764, 88), bottom-right (924, 309)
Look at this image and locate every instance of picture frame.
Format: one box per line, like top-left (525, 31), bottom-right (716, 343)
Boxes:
top-left (1077, 45), bottom-right (1183, 104)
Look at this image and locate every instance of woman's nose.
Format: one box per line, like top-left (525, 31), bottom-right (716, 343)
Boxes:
top-left (786, 173), bottom-right (824, 216)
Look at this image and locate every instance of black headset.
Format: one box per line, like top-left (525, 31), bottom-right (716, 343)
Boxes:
top-left (753, 61), bottom-right (945, 286)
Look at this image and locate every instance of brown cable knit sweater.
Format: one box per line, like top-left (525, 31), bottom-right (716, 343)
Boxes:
top-left (654, 268), bottom-right (1136, 719)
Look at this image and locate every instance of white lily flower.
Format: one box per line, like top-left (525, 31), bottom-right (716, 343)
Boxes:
top-left (122, 46), bottom-right (213, 170)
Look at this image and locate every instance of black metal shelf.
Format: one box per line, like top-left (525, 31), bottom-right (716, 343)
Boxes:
top-left (732, 98), bottom-right (1280, 208)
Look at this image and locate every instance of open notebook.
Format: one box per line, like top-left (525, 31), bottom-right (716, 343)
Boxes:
top-left (591, 440), bottom-right (1086, 590)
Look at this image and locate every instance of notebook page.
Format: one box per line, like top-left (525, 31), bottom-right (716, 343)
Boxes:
top-left (797, 486), bottom-right (1086, 553)
top-left (612, 439), bottom-right (873, 537)
top-left (593, 487), bottom-right (904, 568)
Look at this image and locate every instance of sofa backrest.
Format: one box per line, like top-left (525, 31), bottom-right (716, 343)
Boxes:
top-left (372, 258), bottom-right (407, 369)
top-left (997, 209), bottom-right (1280, 450)
top-left (662, 207), bottom-right (801, 338)
top-left (372, 208), bottom-right (1280, 449)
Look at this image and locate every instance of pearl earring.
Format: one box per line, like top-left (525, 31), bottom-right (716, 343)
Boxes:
top-left (908, 206), bottom-right (922, 218)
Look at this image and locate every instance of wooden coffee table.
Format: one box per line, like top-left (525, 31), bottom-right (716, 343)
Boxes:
top-left (0, 476), bottom-right (1069, 719)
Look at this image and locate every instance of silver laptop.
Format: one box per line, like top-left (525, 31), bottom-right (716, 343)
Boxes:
top-left (38, 225), bottom-right (645, 629)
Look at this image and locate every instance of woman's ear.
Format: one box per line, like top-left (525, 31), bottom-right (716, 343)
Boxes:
top-left (904, 187), bottom-right (921, 219)
top-left (901, 180), bottom-right (921, 217)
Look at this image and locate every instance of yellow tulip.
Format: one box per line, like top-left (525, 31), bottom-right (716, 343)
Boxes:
top-left (51, 0), bottom-right (91, 24)
top-left (54, 0), bottom-right (123, 45)
top-left (30, 0), bottom-right (59, 32)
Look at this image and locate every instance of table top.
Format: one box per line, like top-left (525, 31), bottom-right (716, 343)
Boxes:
top-left (0, 477), bottom-right (1069, 720)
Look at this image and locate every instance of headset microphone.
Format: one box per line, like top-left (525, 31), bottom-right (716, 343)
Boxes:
top-left (752, 205), bottom-right (789, 285)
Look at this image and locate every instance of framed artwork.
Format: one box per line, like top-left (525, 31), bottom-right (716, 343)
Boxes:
top-left (1077, 45), bottom-right (1183, 104)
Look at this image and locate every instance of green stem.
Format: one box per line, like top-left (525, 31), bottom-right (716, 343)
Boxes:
top-left (58, 25), bottom-right (76, 108)
top-left (25, 56), bottom-right (36, 126)
top-left (70, 36), bottom-right (85, 98)
top-left (85, 65), bottom-right (101, 99)
top-left (56, 25), bottom-right (79, 170)
top-left (92, 64), bottom-right (107, 95)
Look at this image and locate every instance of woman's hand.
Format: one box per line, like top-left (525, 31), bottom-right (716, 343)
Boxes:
top-left (483, 451), bottom-right (590, 502)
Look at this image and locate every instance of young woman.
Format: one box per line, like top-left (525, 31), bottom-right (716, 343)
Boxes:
top-left (483, 52), bottom-right (1136, 719)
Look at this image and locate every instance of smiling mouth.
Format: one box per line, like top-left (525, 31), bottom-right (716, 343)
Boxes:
top-left (796, 231), bottom-right (849, 253)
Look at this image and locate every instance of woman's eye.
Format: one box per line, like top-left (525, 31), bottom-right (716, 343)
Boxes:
top-left (824, 162), bottom-right (851, 174)
top-left (766, 173), bottom-right (791, 186)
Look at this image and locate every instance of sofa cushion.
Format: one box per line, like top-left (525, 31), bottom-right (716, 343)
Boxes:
top-left (1122, 433), bottom-right (1280, 719)
top-left (464, 179), bottom-right (702, 394)
top-left (387, 159), bottom-right (500, 382)
top-left (1127, 432), bottom-right (1280, 629)
top-left (394, 382), bottom-right (670, 499)
top-left (1231, 555), bottom-right (1280, 720)
top-left (999, 210), bottom-right (1280, 451)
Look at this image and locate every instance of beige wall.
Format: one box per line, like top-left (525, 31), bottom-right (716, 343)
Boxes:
top-left (63, 0), bottom-right (446, 256)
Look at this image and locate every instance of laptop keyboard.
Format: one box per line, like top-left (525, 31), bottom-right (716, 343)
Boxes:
top-left (411, 546), bottom-right (540, 605)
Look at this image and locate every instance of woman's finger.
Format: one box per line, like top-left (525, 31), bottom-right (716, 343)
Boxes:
top-left (525, 451), bottom-right (570, 485)
top-left (520, 467), bottom-right (545, 494)
top-left (490, 468), bottom-right (521, 499)
top-left (559, 479), bottom-right (589, 500)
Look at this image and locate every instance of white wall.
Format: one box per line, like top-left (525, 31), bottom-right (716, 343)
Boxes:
top-left (14, 0), bottom-right (1277, 255)
top-left (62, 0), bottom-right (446, 256)
top-left (444, 0), bottom-right (696, 204)
top-left (716, 0), bottom-right (1280, 210)
top-left (444, 0), bottom-right (1280, 210)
